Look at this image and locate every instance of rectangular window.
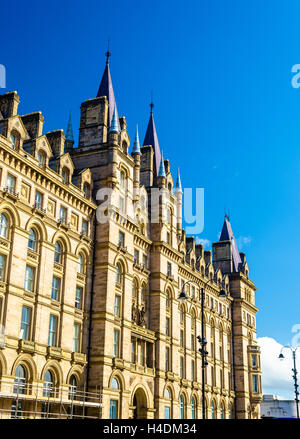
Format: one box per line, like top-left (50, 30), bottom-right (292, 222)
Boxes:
top-left (20, 306), bottom-right (31, 340)
top-left (110, 400), bottom-right (118, 419)
top-left (114, 294), bottom-right (120, 317)
top-left (252, 375), bottom-right (258, 393)
top-left (72, 323), bottom-right (80, 352)
top-left (0, 254), bottom-right (6, 281)
top-left (82, 220), bottom-right (88, 236)
top-left (34, 191), bottom-right (43, 209)
top-left (191, 360), bottom-right (195, 381)
top-left (167, 263), bottom-right (171, 276)
top-left (48, 315), bottom-right (58, 346)
top-left (134, 249), bottom-right (139, 264)
top-left (75, 286), bottom-right (83, 309)
top-left (191, 334), bottom-right (195, 351)
top-left (166, 317), bottom-right (170, 336)
top-left (6, 174), bottom-right (16, 193)
top-left (164, 406), bottom-right (170, 419)
top-left (131, 340), bottom-right (135, 363)
top-left (59, 206), bottom-right (67, 224)
top-left (139, 342), bottom-right (144, 365)
top-left (24, 265), bottom-right (35, 292)
top-left (180, 329), bottom-right (184, 347)
top-left (166, 232), bottom-right (170, 245)
top-left (119, 196), bottom-right (125, 213)
top-left (251, 354), bottom-right (257, 368)
top-left (191, 286), bottom-right (195, 299)
top-left (143, 254), bottom-right (147, 269)
top-left (113, 329), bottom-right (119, 358)
top-left (118, 231), bottom-right (124, 247)
top-left (51, 276), bottom-right (60, 301)
top-left (165, 347), bottom-right (170, 371)
top-left (180, 356), bottom-right (184, 379)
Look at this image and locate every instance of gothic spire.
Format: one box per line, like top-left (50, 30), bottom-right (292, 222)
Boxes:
top-left (219, 215), bottom-right (242, 272)
top-left (97, 50), bottom-right (120, 131)
top-left (158, 150), bottom-right (166, 178)
top-left (66, 111), bottom-right (74, 142)
top-left (132, 124), bottom-right (141, 155)
top-left (175, 168), bottom-right (182, 193)
top-left (143, 101), bottom-right (161, 176)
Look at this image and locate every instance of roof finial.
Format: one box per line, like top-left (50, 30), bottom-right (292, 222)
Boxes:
top-left (66, 111), bottom-right (74, 142)
top-left (109, 105), bottom-right (119, 133)
top-left (175, 167), bottom-right (183, 193)
top-left (105, 39), bottom-right (111, 65)
top-left (132, 124), bottom-right (141, 155)
top-left (150, 91), bottom-right (154, 114)
top-left (158, 150), bottom-right (166, 178)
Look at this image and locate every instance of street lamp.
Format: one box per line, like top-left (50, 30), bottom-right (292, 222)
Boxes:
top-left (278, 347), bottom-right (299, 419)
top-left (178, 279), bottom-right (227, 419)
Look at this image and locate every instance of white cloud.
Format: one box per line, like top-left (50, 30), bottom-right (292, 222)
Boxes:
top-left (237, 235), bottom-right (252, 249)
top-left (195, 237), bottom-right (211, 248)
top-left (257, 336), bottom-right (300, 399)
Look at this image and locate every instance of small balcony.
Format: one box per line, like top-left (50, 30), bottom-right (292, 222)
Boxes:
top-left (71, 352), bottom-right (87, 365)
top-left (18, 339), bottom-right (35, 354)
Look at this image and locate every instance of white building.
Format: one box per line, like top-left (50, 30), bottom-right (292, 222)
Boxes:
top-left (261, 395), bottom-right (298, 418)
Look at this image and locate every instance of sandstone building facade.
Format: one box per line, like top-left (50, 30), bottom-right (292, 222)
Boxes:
top-left (0, 55), bottom-right (262, 419)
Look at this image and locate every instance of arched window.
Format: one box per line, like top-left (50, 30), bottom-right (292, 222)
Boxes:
top-left (166, 290), bottom-right (170, 308)
top-left (110, 377), bottom-right (120, 419)
top-left (120, 170), bottom-right (125, 190)
top-left (228, 404), bottom-right (232, 419)
top-left (0, 213), bottom-right (8, 238)
top-left (164, 388), bottom-right (170, 399)
top-left (110, 377), bottom-right (119, 390)
top-left (191, 396), bottom-right (196, 419)
top-left (13, 365), bottom-right (26, 394)
top-left (211, 400), bottom-right (215, 419)
top-left (115, 263), bottom-right (122, 284)
top-left (78, 253), bottom-right (84, 274)
top-left (140, 283), bottom-right (147, 304)
top-left (28, 228), bottom-right (37, 251)
top-left (43, 370), bottom-right (54, 397)
top-left (68, 375), bottom-right (77, 400)
top-left (179, 395), bottom-right (185, 419)
top-left (54, 242), bottom-right (62, 264)
top-left (220, 403), bottom-right (224, 419)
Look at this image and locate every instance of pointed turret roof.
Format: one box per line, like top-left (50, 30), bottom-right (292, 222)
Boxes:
top-left (109, 106), bottom-right (119, 133)
top-left (143, 103), bottom-right (161, 176)
top-left (66, 111), bottom-right (74, 141)
top-left (132, 124), bottom-right (141, 155)
top-left (158, 150), bottom-right (166, 178)
top-left (219, 216), bottom-right (242, 272)
top-left (175, 168), bottom-right (182, 193)
top-left (97, 51), bottom-right (120, 131)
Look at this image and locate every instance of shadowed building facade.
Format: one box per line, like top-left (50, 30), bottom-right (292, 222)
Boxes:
top-left (0, 54), bottom-right (262, 419)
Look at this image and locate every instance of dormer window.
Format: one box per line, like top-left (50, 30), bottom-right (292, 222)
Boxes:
top-left (62, 168), bottom-right (69, 184)
top-left (10, 133), bottom-right (17, 149)
top-left (83, 183), bottom-right (90, 198)
top-left (37, 150), bottom-right (46, 167)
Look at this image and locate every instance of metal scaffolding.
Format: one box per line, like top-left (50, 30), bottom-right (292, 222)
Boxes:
top-left (0, 379), bottom-right (102, 419)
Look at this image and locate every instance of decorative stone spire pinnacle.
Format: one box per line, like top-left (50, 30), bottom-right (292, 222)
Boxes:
top-left (143, 101), bottom-right (161, 176)
top-left (132, 124), bottom-right (141, 155)
top-left (219, 215), bottom-right (242, 272)
top-left (175, 168), bottom-right (182, 193)
top-left (109, 106), bottom-right (119, 133)
top-left (97, 50), bottom-right (120, 131)
top-left (66, 111), bottom-right (74, 142)
top-left (158, 150), bottom-right (166, 178)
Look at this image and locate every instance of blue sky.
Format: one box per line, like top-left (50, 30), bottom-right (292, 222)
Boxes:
top-left (1, 0), bottom-right (300, 397)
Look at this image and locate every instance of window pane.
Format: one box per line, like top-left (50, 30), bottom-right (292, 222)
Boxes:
top-left (20, 306), bottom-right (31, 340)
top-left (0, 254), bottom-right (6, 280)
top-left (48, 315), bottom-right (57, 346)
top-left (51, 276), bottom-right (60, 301)
top-left (0, 214), bottom-right (8, 238)
top-left (110, 400), bottom-right (118, 419)
top-left (28, 229), bottom-right (37, 251)
top-left (75, 287), bottom-right (82, 309)
top-left (24, 265), bottom-right (35, 292)
top-left (72, 323), bottom-right (80, 352)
